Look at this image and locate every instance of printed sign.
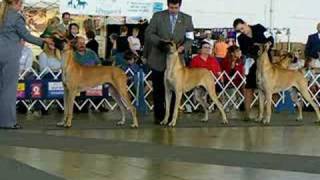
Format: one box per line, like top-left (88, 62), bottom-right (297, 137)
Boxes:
top-left (86, 85), bottom-right (103, 97)
top-left (48, 82), bottom-right (64, 98)
top-left (17, 83), bottom-right (26, 99)
top-left (60, 0), bottom-right (164, 17)
top-left (31, 83), bottom-right (43, 99)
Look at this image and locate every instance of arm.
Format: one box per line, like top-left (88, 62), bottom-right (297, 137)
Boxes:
top-left (189, 56), bottom-right (198, 68)
top-left (15, 14), bottom-right (44, 47)
top-left (38, 53), bottom-right (47, 72)
top-left (128, 36), bottom-right (139, 56)
top-left (93, 52), bottom-right (101, 65)
top-left (25, 48), bottom-right (34, 70)
top-left (145, 13), bottom-right (161, 46)
top-left (257, 24), bottom-right (274, 45)
top-left (182, 15), bottom-right (194, 52)
top-left (305, 35), bottom-right (312, 59)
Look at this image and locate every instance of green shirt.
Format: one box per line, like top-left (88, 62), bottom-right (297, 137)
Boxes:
top-left (74, 49), bottom-right (100, 66)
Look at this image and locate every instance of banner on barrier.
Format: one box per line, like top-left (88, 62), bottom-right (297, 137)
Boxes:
top-left (86, 85), bottom-right (103, 97)
top-left (17, 83), bottom-right (26, 99)
top-left (60, 0), bottom-right (164, 17)
top-left (48, 82), bottom-right (64, 98)
top-left (31, 82), bottom-right (43, 99)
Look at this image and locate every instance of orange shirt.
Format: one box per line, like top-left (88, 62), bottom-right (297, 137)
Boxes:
top-left (214, 41), bottom-right (229, 58)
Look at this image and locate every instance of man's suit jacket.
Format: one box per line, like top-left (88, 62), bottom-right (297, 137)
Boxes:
top-left (305, 33), bottom-right (320, 59)
top-left (144, 10), bottom-right (194, 71)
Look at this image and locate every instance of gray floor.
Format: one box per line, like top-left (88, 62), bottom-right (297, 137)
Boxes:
top-left (1, 110), bottom-right (320, 180)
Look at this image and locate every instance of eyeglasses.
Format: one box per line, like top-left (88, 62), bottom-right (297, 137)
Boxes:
top-left (202, 46), bottom-right (211, 49)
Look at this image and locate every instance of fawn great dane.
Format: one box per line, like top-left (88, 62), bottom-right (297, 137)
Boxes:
top-left (256, 43), bottom-right (320, 124)
top-left (54, 36), bottom-right (138, 128)
top-left (159, 40), bottom-right (228, 127)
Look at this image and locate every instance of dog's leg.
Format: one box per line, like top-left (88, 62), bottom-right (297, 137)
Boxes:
top-left (194, 88), bottom-right (209, 122)
top-left (296, 83), bottom-right (320, 123)
top-left (256, 90), bottom-right (265, 123)
top-left (206, 84), bottom-right (228, 124)
top-left (263, 93), bottom-right (272, 125)
top-left (116, 83), bottom-right (139, 128)
top-left (109, 86), bottom-right (127, 126)
top-left (57, 86), bottom-right (69, 127)
top-left (168, 91), bottom-right (182, 127)
top-left (290, 88), bottom-right (303, 121)
top-left (160, 82), bottom-right (172, 126)
top-left (64, 90), bottom-right (76, 128)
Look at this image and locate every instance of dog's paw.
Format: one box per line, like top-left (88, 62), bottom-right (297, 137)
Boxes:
top-left (262, 119), bottom-right (270, 125)
top-left (63, 123), bottom-right (72, 129)
top-left (117, 121), bottom-right (125, 126)
top-left (56, 121), bottom-right (66, 127)
top-left (200, 118), bottom-right (208, 123)
top-left (167, 121), bottom-right (176, 127)
top-left (160, 120), bottom-right (168, 126)
top-left (296, 117), bottom-right (303, 122)
top-left (221, 120), bottom-right (229, 125)
top-left (255, 117), bottom-right (263, 123)
top-left (131, 124), bottom-right (139, 128)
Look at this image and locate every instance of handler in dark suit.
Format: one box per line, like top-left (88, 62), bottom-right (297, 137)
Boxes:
top-left (145, 0), bottom-right (194, 124)
top-left (0, 0), bottom-right (51, 129)
top-left (305, 23), bottom-right (320, 59)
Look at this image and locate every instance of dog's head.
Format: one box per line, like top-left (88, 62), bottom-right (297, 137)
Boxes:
top-left (256, 42), bottom-right (272, 56)
top-left (158, 40), bottom-right (177, 54)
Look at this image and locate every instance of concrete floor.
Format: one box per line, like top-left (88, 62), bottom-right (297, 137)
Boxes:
top-left (1, 111), bottom-right (320, 180)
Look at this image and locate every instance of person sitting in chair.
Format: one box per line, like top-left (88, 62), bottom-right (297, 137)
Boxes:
top-left (72, 36), bottom-right (101, 66)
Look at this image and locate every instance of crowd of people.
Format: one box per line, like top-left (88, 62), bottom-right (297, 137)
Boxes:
top-left (0, 0), bottom-right (320, 129)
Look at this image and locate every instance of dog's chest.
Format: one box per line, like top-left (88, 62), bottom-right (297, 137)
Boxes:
top-left (165, 71), bottom-right (178, 89)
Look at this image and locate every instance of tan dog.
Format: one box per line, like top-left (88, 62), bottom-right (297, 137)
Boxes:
top-left (56, 41), bottom-right (138, 128)
top-left (159, 41), bottom-right (228, 127)
top-left (256, 43), bottom-right (320, 124)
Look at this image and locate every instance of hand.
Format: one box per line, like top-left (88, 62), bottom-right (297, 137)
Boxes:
top-left (43, 38), bottom-right (53, 45)
top-left (177, 46), bottom-right (185, 53)
top-left (160, 39), bottom-right (170, 43)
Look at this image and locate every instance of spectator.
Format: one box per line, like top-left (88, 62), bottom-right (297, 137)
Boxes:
top-left (145, 0), bottom-right (194, 124)
top-left (233, 18), bottom-right (274, 121)
top-left (203, 30), bottom-right (214, 52)
top-left (67, 23), bottom-right (79, 41)
top-left (86, 30), bottom-right (99, 56)
top-left (58, 12), bottom-right (71, 33)
top-left (128, 27), bottom-right (142, 57)
top-left (72, 36), bottom-right (101, 66)
top-left (115, 25), bottom-right (130, 69)
top-left (34, 38), bottom-right (63, 116)
top-left (19, 40), bottom-right (34, 75)
top-left (39, 38), bottom-right (62, 74)
top-left (214, 35), bottom-right (229, 63)
top-left (190, 41), bottom-right (222, 77)
top-left (305, 23), bottom-right (320, 59)
top-left (221, 45), bottom-right (244, 112)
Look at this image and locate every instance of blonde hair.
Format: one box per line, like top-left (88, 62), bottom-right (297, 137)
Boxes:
top-left (43, 43), bottom-right (62, 60)
top-left (0, 0), bottom-right (16, 26)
